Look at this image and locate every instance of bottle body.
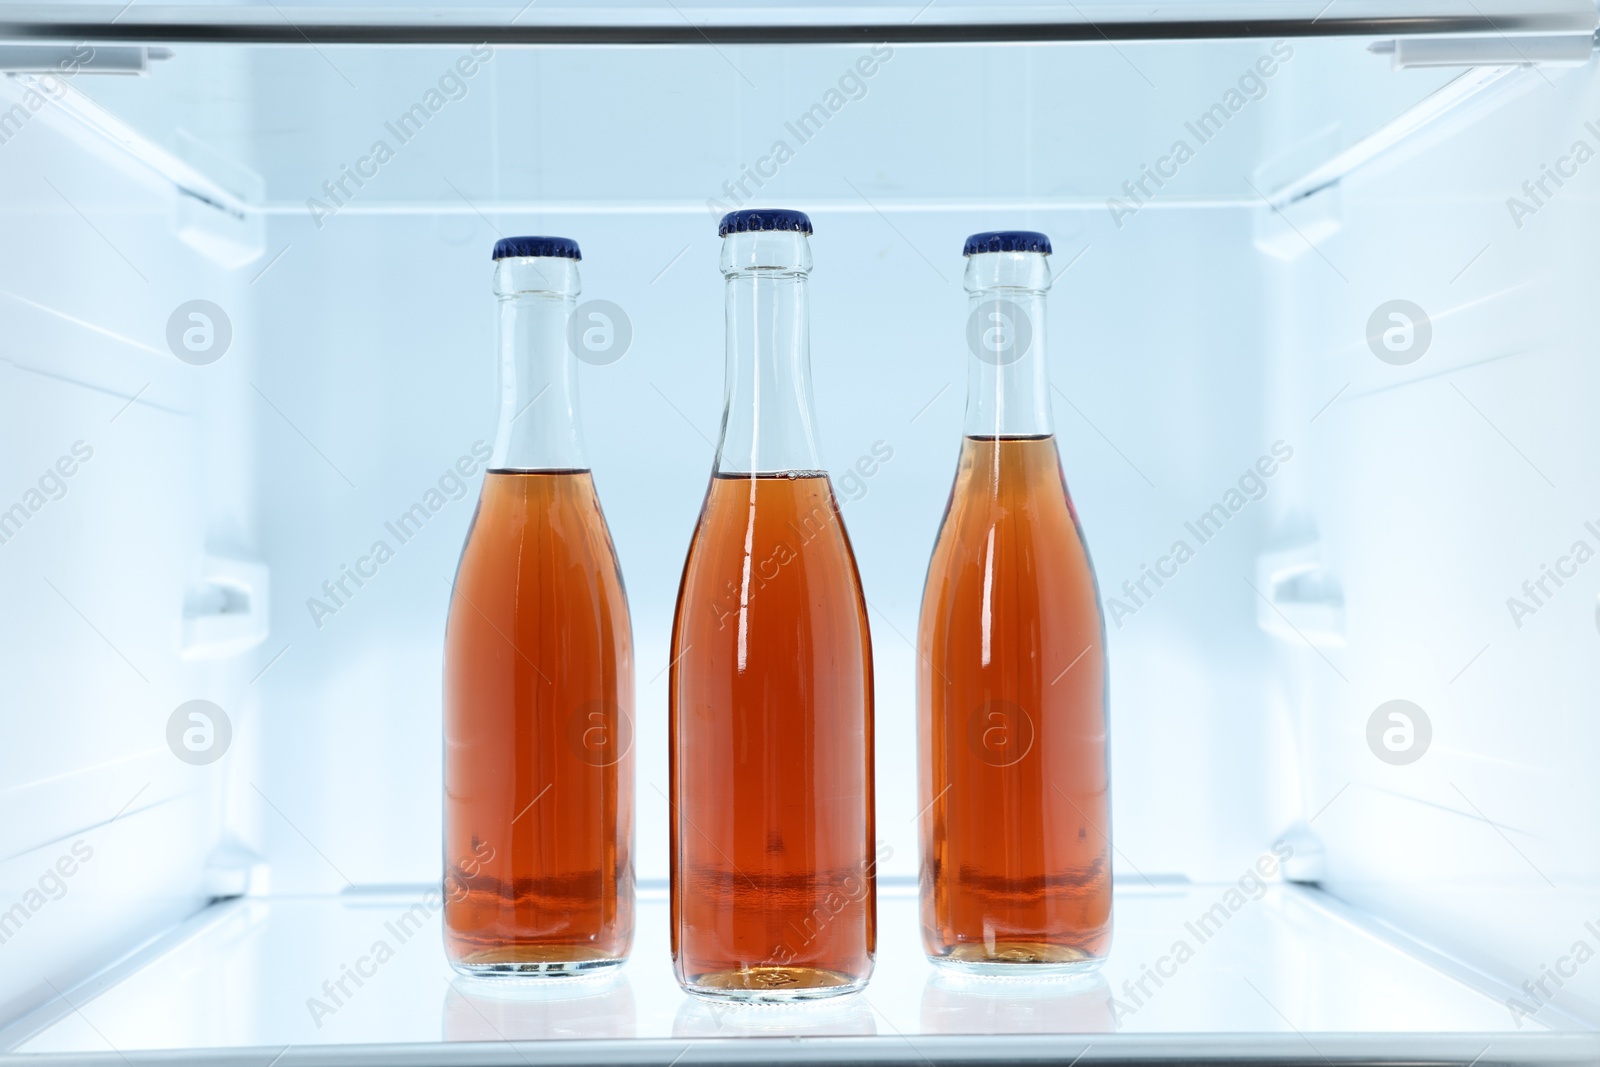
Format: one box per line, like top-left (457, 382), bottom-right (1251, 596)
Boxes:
top-left (670, 472), bottom-right (876, 997)
top-left (444, 471), bottom-right (635, 972)
top-left (443, 243), bottom-right (635, 975)
top-left (669, 214), bottom-right (876, 1000)
top-left (917, 235), bottom-right (1110, 973)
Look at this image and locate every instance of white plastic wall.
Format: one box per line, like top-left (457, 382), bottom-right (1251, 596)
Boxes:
top-left (0, 71), bottom-right (258, 1022)
top-left (209, 39), bottom-right (1414, 894)
top-left (1270, 57), bottom-right (1600, 1025)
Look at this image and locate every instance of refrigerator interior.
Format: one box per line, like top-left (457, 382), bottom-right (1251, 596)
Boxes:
top-left (1, 3), bottom-right (1598, 1061)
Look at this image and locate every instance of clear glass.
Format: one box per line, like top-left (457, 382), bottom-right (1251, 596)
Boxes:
top-left (668, 229), bottom-right (877, 1001)
top-left (489, 257), bottom-right (586, 473)
top-left (442, 254), bottom-right (635, 977)
top-left (916, 249), bottom-right (1112, 975)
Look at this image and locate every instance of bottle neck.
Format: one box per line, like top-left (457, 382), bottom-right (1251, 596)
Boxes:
top-left (490, 257), bottom-right (586, 472)
top-left (714, 231), bottom-right (824, 475)
top-left (963, 251), bottom-right (1054, 439)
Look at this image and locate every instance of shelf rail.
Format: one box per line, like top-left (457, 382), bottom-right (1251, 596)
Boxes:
top-left (0, 12), bottom-right (1596, 46)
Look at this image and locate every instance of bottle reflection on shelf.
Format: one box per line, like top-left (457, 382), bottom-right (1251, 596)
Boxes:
top-left (441, 971), bottom-right (638, 1042)
top-left (919, 970), bottom-right (1115, 1035)
top-left (672, 993), bottom-right (877, 1038)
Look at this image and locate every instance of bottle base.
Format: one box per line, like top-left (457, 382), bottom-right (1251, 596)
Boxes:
top-left (451, 957), bottom-right (627, 980)
top-left (449, 946), bottom-right (628, 980)
top-left (928, 942), bottom-right (1105, 978)
top-left (680, 965), bottom-right (869, 1003)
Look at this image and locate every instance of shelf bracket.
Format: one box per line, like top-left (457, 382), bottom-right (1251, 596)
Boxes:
top-left (1371, 32), bottom-right (1595, 69)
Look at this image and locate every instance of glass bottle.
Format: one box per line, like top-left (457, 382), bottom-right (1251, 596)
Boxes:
top-left (669, 209), bottom-right (876, 1001)
top-left (443, 236), bottom-right (634, 976)
top-left (917, 230), bottom-right (1110, 973)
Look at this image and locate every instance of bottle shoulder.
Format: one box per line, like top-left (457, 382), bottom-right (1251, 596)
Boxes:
top-left (456, 471), bottom-right (628, 597)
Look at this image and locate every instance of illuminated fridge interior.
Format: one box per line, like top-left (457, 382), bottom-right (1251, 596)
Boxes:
top-left (0, 1), bottom-right (1597, 1062)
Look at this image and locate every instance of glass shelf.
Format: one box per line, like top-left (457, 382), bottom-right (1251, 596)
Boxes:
top-left (8, 882), bottom-right (1595, 1065)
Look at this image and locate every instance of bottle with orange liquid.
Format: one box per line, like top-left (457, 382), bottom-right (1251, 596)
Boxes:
top-left (917, 230), bottom-right (1110, 973)
top-left (443, 236), bottom-right (634, 976)
top-left (669, 209), bottom-right (876, 1001)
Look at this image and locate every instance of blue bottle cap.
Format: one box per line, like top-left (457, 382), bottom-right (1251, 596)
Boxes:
top-left (492, 236), bottom-right (581, 261)
top-left (718, 209), bottom-right (813, 237)
top-left (963, 230), bottom-right (1052, 256)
